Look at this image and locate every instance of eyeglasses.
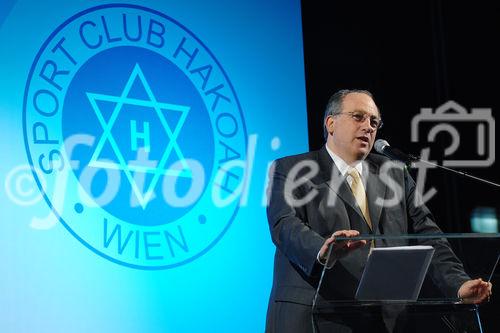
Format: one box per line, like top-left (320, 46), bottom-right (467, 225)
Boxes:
top-left (335, 111), bottom-right (383, 129)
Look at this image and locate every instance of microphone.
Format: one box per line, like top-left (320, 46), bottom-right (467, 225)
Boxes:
top-left (374, 139), bottom-right (419, 164)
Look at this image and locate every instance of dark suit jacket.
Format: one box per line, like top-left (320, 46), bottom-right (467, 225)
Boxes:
top-left (265, 147), bottom-right (470, 333)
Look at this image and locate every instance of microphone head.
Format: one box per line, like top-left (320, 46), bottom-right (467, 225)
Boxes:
top-left (374, 139), bottom-right (389, 154)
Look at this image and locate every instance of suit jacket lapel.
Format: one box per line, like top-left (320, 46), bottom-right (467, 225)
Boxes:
top-left (315, 147), bottom-right (366, 223)
top-left (315, 148), bottom-right (387, 232)
top-left (364, 155), bottom-right (387, 233)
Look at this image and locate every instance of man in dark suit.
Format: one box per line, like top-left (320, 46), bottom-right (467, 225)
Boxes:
top-left (265, 89), bottom-right (492, 333)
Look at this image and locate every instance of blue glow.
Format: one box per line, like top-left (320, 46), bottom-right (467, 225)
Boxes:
top-left (0, 0), bottom-right (307, 332)
top-left (471, 207), bottom-right (499, 233)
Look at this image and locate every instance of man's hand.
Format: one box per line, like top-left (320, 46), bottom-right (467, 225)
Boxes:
top-left (318, 230), bottom-right (367, 266)
top-left (458, 278), bottom-right (493, 304)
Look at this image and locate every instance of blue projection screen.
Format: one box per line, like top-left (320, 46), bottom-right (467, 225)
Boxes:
top-left (0, 0), bottom-right (308, 332)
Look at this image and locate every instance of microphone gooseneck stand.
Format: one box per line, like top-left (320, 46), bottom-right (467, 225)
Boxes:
top-left (414, 158), bottom-right (500, 188)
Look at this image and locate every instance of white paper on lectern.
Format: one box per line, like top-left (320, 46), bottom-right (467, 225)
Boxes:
top-left (355, 245), bottom-right (435, 301)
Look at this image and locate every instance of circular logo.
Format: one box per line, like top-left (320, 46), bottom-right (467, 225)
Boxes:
top-left (23, 4), bottom-right (247, 269)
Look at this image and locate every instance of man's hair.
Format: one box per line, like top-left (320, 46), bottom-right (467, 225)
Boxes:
top-left (323, 89), bottom-right (375, 140)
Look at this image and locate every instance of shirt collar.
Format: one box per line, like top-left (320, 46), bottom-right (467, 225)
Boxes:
top-left (325, 144), bottom-right (363, 177)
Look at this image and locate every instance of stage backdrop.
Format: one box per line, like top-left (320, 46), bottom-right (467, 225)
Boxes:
top-left (0, 0), bottom-right (308, 332)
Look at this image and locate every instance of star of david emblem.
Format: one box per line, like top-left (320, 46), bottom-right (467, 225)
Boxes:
top-left (87, 63), bottom-right (191, 208)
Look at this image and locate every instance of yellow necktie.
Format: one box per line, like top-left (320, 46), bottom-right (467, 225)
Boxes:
top-left (347, 168), bottom-right (372, 230)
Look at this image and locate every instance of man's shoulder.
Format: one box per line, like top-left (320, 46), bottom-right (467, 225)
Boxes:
top-left (366, 152), bottom-right (408, 178)
top-left (366, 152), bottom-right (391, 165)
top-left (273, 150), bottom-right (320, 167)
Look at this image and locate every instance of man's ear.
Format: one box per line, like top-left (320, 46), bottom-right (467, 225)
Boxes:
top-left (325, 115), bottom-right (335, 135)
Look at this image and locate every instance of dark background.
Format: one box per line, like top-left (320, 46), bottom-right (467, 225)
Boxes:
top-left (301, 1), bottom-right (499, 331)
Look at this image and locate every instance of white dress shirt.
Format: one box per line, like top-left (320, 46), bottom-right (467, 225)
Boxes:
top-left (325, 144), bottom-right (364, 185)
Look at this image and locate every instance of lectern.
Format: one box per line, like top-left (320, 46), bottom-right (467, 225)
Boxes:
top-left (313, 300), bottom-right (482, 333)
top-left (311, 233), bottom-right (499, 333)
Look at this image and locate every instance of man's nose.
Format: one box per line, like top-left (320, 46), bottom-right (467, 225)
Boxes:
top-left (360, 119), bottom-right (375, 133)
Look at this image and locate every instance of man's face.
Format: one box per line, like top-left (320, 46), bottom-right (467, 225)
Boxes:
top-left (326, 92), bottom-right (380, 164)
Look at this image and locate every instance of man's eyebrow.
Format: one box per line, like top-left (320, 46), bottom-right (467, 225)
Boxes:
top-left (352, 109), bottom-right (380, 117)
